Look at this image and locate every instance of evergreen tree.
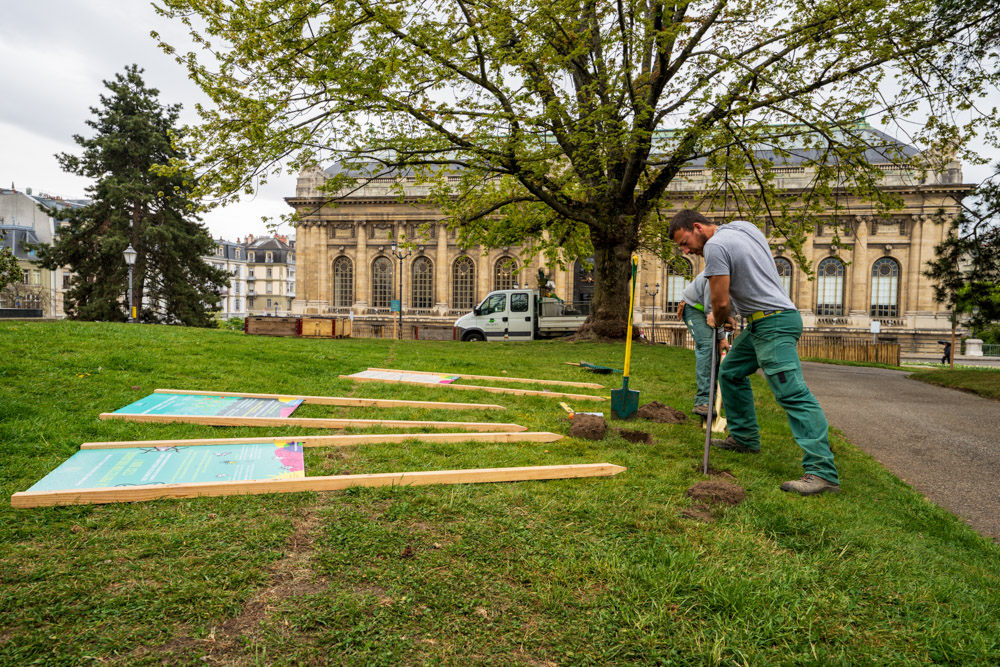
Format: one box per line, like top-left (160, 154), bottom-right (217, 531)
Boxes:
top-left (36, 65), bottom-right (227, 326)
top-left (924, 168), bottom-right (1000, 353)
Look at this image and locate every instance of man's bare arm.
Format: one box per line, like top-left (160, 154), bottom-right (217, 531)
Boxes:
top-left (707, 275), bottom-right (732, 328)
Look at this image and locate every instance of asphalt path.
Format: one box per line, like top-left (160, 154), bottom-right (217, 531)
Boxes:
top-left (801, 362), bottom-right (1000, 541)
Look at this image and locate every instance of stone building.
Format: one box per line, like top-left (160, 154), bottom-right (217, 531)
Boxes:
top-left (205, 238), bottom-right (249, 319)
top-left (245, 235), bottom-right (296, 316)
top-left (0, 187), bottom-right (86, 318)
top-left (287, 132), bottom-right (970, 351)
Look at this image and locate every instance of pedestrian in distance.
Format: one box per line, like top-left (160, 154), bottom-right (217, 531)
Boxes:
top-left (675, 271), bottom-right (728, 417)
top-left (939, 340), bottom-right (952, 365)
top-left (669, 209), bottom-right (841, 496)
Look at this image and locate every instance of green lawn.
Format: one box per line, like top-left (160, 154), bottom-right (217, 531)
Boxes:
top-left (909, 367), bottom-right (1000, 401)
top-left (1, 321), bottom-right (998, 665)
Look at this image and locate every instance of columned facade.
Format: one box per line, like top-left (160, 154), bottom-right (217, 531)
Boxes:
top-left (287, 164), bottom-right (971, 351)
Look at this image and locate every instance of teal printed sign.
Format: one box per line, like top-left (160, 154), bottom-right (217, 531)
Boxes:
top-left (27, 442), bottom-right (305, 492)
top-left (114, 393), bottom-right (303, 419)
top-left (390, 299), bottom-right (401, 312)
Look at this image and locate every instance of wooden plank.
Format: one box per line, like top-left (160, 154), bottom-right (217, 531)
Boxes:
top-left (80, 431), bottom-right (563, 450)
top-left (11, 463), bottom-right (627, 507)
top-left (99, 413), bottom-right (527, 431)
top-left (341, 375), bottom-right (607, 401)
top-left (153, 388), bottom-right (505, 411)
top-left (366, 367), bottom-right (604, 389)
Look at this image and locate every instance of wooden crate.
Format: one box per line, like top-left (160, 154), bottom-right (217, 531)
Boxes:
top-left (300, 317), bottom-right (334, 338)
top-left (334, 319), bottom-right (353, 338)
top-left (245, 316), bottom-right (299, 337)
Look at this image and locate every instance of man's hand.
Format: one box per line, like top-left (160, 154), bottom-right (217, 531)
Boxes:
top-left (676, 300), bottom-right (686, 321)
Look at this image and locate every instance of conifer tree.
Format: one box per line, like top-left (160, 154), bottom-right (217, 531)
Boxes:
top-left (37, 65), bottom-right (227, 326)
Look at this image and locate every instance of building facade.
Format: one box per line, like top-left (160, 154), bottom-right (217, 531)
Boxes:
top-left (287, 145), bottom-right (969, 351)
top-left (246, 235), bottom-right (296, 316)
top-left (0, 188), bottom-right (86, 317)
top-left (205, 238), bottom-right (249, 319)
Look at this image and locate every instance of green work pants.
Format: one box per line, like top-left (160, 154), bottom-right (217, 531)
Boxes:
top-left (683, 304), bottom-right (714, 407)
top-left (718, 310), bottom-right (839, 485)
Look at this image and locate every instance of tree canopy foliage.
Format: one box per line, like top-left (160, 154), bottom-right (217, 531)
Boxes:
top-left (36, 65), bottom-right (227, 326)
top-left (925, 166), bottom-right (1000, 333)
top-left (0, 238), bottom-right (20, 294)
top-left (154, 0), bottom-right (999, 335)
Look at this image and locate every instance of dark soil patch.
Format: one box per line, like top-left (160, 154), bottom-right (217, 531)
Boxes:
top-left (569, 413), bottom-right (606, 440)
top-left (686, 480), bottom-right (746, 505)
top-left (617, 428), bottom-right (653, 444)
top-left (680, 503), bottom-right (716, 523)
top-left (692, 463), bottom-right (736, 480)
top-left (637, 401), bottom-right (688, 423)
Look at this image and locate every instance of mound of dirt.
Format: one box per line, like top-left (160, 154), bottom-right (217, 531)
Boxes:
top-left (569, 413), bottom-right (606, 440)
top-left (617, 428), bottom-right (653, 444)
top-left (637, 401), bottom-right (687, 423)
top-left (686, 480), bottom-right (746, 506)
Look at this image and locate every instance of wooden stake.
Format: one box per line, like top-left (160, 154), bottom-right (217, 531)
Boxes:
top-left (366, 367), bottom-right (604, 389)
top-left (342, 375), bottom-right (606, 402)
top-left (99, 413), bottom-right (527, 432)
top-left (11, 463), bottom-right (627, 507)
top-left (80, 431), bottom-right (563, 450)
top-left (153, 388), bottom-right (504, 411)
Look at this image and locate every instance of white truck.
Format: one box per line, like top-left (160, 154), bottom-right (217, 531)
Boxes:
top-left (453, 289), bottom-right (588, 341)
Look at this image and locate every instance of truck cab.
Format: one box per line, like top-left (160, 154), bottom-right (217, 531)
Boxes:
top-left (454, 289), bottom-right (587, 341)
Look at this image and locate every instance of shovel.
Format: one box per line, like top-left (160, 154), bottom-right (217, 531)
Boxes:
top-left (702, 327), bottom-right (726, 474)
top-left (611, 254), bottom-right (641, 419)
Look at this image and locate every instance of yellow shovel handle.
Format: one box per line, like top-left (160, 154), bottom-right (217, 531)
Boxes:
top-left (623, 253), bottom-right (638, 377)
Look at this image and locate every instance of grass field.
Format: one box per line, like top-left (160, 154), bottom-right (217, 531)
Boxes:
top-left (1, 321), bottom-right (999, 665)
top-left (909, 367), bottom-right (1000, 401)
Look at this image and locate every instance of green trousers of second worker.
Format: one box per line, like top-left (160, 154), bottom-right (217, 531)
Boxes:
top-left (683, 304), bottom-right (714, 407)
top-left (718, 310), bottom-right (840, 485)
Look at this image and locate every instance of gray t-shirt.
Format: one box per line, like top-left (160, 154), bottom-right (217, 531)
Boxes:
top-left (702, 220), bottom-right (796, 315)
top-left (681, 272), bottom-right (712, 311)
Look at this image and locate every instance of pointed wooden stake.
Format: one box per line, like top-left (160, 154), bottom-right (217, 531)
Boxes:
top-left (80, 431), bottom-right (563, 450)
top-left (99, 413), bottom-right (526, 432)
top-left (341, 375), bottom-right (606, 402)
top-left (153, 388), bottom-right (504, 411)
top-left (12, 463), bottom-right (627, 507)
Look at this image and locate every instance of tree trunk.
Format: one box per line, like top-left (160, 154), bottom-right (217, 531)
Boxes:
top-left (576, 217), bottom-right (638, 340)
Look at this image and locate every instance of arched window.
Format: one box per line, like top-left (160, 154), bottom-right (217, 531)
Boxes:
top-left (816, 258), bottom-right (844, 316)
top-left (411, 256), bottom-right (434, 308)
top-left (494, 256), bottom-right (517, 290)
top-left (665, 259), bottom-right (693, 311)
top-left (870, 257), bottom-right (900, 317)
top-left (332, 256), bottom-right (353, 308)
top-left (371, 256), bottom-right (393, 308)
top-left (452, 257), bottom-right (476, 310)
top-left (774, 257), bottom-right (793, 298)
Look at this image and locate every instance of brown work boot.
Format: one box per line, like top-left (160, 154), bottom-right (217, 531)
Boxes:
top-left (780, 474), bottom-right (841, 495)
top-left (692, 404), bottom-right (713, 417)
top-left (709, 435), bottom-right (759, 454)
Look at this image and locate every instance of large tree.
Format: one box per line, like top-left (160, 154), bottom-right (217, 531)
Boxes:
top-left (37, 65), bottom-right (227, 326)
top-left (925, 166), bottom-right (1000, 336)
top-left (0, 237), bottom-right (20, 293)
top-left (155, 0), bottom-right (998, 336)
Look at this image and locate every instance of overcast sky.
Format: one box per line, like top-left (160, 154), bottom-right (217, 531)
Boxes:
top-left (0, 1), bottom-right (291, 241)
top-left (2, 2), bottom-right (998, 243)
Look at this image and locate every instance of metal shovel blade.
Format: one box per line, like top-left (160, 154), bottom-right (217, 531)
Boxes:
top-left (611, 376), bottom-right (640, 419)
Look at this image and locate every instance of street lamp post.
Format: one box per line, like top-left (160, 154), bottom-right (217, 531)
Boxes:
top-left (390, 241), bottom-right (411, 340)
top-left (123, 244), bottom-right (137, 323)
top-left (644, 281), bottom-right (660, 342)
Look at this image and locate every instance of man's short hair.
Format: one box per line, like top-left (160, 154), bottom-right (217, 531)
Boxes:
top-left (668, 209), bottom-right (712, 238)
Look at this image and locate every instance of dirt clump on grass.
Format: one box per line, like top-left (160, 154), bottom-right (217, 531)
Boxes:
top-left (617, 428), bottom-right (653, 444)
top-left (686, 480), bottom-right (746, 505)
top-left (637, 401), bottom-right (688, 423)
top-left (569, 413), bottom-right (606, 440)
top-left (680, 503), bottom-right (716, 523)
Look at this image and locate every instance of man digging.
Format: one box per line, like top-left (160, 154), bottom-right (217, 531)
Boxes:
top-left (669, 210), bottom-right (841, 496)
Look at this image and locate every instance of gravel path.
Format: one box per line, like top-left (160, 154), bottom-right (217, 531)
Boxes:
top-left (801, 362), bottom-right (1000, 541)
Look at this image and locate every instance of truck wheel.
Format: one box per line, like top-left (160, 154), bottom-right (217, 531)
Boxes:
top-left (463, 331), bottom-right (485, 342)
